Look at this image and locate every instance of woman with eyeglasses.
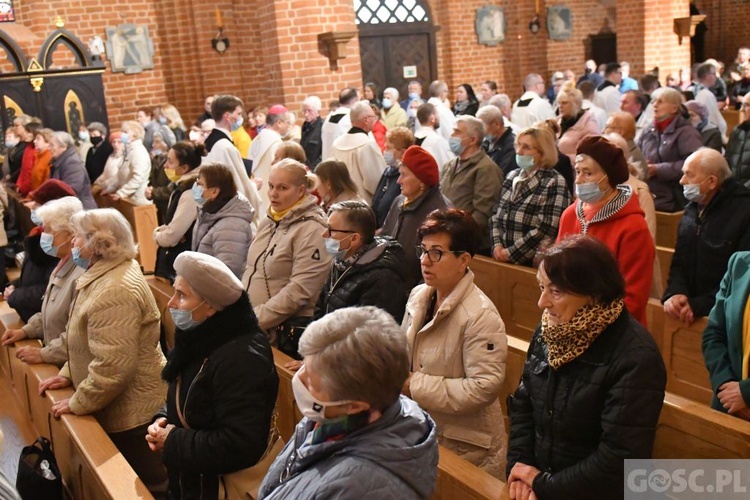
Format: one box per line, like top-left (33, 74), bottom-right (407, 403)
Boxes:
top-left (402, 208), bottom-right (508, 479)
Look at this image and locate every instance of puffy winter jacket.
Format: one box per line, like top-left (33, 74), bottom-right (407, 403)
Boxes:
top-left (726, 121), bottom-right (750, 187)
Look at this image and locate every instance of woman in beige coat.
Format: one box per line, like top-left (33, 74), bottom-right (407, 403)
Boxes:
top-left (1, 197), bottom-right (85, 367)
top-left (39, 208), bottom-right (168, 495)
top-left (242, 159), bottom-right (331, 358)
top-left (402, 208), bottom-right (508, 479)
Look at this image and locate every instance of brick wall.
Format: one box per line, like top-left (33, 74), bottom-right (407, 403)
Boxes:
top-left (700, 0), bottom-right (750, 69)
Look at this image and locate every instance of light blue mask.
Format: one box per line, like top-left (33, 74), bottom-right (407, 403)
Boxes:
top-left (576, 176), bottom-right (608, 204)
top-left (40, 232), bottom-right (58, 257)
top-left (230, 116), bottom-right (244, 131)
top-left (515, 154), bottom-right (536, 171)
top-left (169, 300), bottom-right (207, 331)
top-left (449, 136), bottom-right (465, 156)
top-left (683, 183), bottom-right (705, 204)
top-left (192, 183), bottom-right (206, 206)
top-left (159, 116), bottom-right (168, 125)
top-left (120, 132), bottom-right (130, 146)
top-left (383, 150), bottom-right (394, 166)
top-left (324, 237), bottom-right (349, 260)
top-left (79, 131), bottom-right (90, 142)
top-left (381, 98), bottom-right (393, 110)
top-left (30, 209), bottom-right (42, 226)
top-left (71, 246), bottom-right (91, 269)
top-left (409, 92), bottom-right (420, 101)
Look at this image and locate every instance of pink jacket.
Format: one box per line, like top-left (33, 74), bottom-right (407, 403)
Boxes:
top-left (558, 110), bottom-right (600, 163)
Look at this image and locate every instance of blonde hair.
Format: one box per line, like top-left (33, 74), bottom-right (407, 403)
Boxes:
top-left (34, 128), bottom-right (55, 144)
top-left (275, 141), bottom-right (307, 164)
top-left (516, 126), bottom-right (559, 168)
top-left (651, 87), bottom-right (683, 107)
top-left (271, 158), bottom-right (316, 190)
top-left (36, 197), bottom-right (83, 234)
top-left (385, 126), bottom-right (415, 151)
top-left (161, 104), bottom-right (186, 131)
top-left (121, 120), bottom-right (145, 140)
top-left (606, 112), bottom-right (637, 140)
top-left (72, 208), bottom-right (137, 261)
top-left (556, 81), bottom-right (583, 109)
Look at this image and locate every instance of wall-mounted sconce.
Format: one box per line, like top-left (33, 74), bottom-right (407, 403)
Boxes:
top-left (318, 31), bottom-right (357, 70)
top-left (212, 9), bottom-right (229, 54)
top-left (673, 15), bottom-right (706, 45)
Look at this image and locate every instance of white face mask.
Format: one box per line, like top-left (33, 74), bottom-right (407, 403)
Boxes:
top-left (291, 370), bottom-right (353, 423)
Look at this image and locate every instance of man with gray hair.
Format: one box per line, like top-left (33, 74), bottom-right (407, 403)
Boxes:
top-left (330, 102), bottom-right (386, 203)
top-left (488, 93), bottom-right (521, 135)
top-left (510, 73), bottom-right (555, 129)
top-left (663, 148), bottom-right (750, 324)
top-left (381, 87), bottom-right (407, 129)
top-left (477, 105), bottom-right (517, 176)
top-left (440, 116), bottom-right (503, 248)
top-left (427, 80), bottom-right (455, 141)
top-left (85, 121), bottom-right (113, 184)
top-left (301, 96), bottom-right (323, 169)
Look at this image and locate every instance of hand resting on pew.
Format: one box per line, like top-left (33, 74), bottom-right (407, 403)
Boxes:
top-left (663, 294), bottom-right (695, 325)
top-left (38, 374), bottom-right (72, 395)
top-left (284, 360), bottom-right (302, 372)
top-left (1, 328), bottom-right (26, 346)
top-left (51, 398), bottom-right (72, 418)
top-left (15, 346), bottom-right (42, 364)
top-left (718, 381), bottom-right (749, 417)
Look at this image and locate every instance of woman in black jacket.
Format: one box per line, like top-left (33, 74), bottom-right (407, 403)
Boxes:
top-left (507, 235), bottom-right (666, 500)
top-left (146, 251), bottom-right (279, 500)
top-left (452, 83), bottom-right (479, 117)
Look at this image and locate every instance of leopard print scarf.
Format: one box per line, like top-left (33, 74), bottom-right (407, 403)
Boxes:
top-left (541, 299), bottom-right (624, 370)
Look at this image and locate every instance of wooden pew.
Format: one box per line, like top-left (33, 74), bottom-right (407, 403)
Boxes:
top-left (656, 246), bottom-right (673, 293)
top-left (95, 193), bottom-right (158, 274)
top-left (722, 109), bottom-right (740, 136)
top-left (146, 276), bottom-right (177, 351)
top-left (655, 211), bottom-right (682, 249)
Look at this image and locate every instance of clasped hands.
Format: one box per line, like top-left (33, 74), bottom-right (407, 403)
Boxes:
top-left (508, 462), bottom-right (540, 500)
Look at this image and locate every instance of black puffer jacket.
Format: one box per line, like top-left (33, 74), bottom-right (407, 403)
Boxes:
top-left (507, 311), bottom-right (666, 500)
top-left (663, 178), bottom-right (750, 317)
top-left (158, 293), bottom-right (279, 500)
top-left (314, 236), bottom-right (408, 321)
top-left (8, 232), bottom-right (57, 323)
top-left (726, 121), bottom-right (750, 187)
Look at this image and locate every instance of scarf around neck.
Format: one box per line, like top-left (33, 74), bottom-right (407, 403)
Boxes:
top-left (541, 299), bottom-right (624, 370)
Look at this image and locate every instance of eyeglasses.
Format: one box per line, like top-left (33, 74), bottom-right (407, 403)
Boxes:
top-left (325, 226), bottom-right (357, 236)
top-left (415, 246), bottom-right (466, 263)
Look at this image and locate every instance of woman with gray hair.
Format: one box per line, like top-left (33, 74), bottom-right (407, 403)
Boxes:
top-left (84, 121), bottom-right (114, 184)
top-left (259, 306), bottom-right (439, 499)
top-left (1, 197), bottom-right (85, 367)
top-left (108, 120), bottom-right (152, 205)
top-left (38, 208), bottom-right (168, 495)
top-left (49, 131), bottom-right (96, 208)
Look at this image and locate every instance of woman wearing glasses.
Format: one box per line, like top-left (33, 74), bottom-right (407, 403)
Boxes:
top-left (402, 208), bottom-right (508, 479)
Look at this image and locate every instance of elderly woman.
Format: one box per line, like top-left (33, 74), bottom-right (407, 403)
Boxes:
top-left (1, 197), bottom-right (84, 367)
top-left (381, 87), bottom-right (408, 130)
top-left (685, 100), bottom-right (723, 152)
top-left (452, 83), bottom-right (479, 117)
top-left (556, 83), bottom-right (600, 162)
top-left (402, 208), bottom-right (507, 478)
top-left (38, 208), bottom-right (167, 495)
top-left (192, 163), bottom-right (255, 279)
top-left (372, 126), bottom-right (414, 227)
top-left (557, 136), bottom-right (655, 326)
top-left (48, 131), bottom-right (96, 209)
top-left (637, 87), bottom-right (703, 211)
top-left (93, 131), bottom-right (124, 194)
top-left (108, 120), bottom-right (152, 205)
top-left (147, 252), bottom-right (279, 498)
top-left (260, 306), bottom-right (438, 499)
top-left (604, 112), bottom-right (647, 180)
top-left (490, 126), bottom-right (571, 267)
top-left (382, 146), bottom-right (450, 289)
top-left (726, 93), bottom-right (750, 186)
top-left (153, 141), bottom-right (205, 282)
top-left (314, 159), bottom-right (363, 212)
top-left (243, 159), bottom-right (331, 358)
top-left (507, 235), bottom-right (666, 500)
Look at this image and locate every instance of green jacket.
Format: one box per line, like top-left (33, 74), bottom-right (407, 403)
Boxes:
top-left (702, 251), bottom-right (750, 412)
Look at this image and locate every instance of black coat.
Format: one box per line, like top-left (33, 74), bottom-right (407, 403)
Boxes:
top-left (154, 177), bottom-right (196, 283)
top-left (159, 294), bottom-right (279, 500)
top-left (726, 122), bottom-right (750, 187)
top-left (482, 127), bottom-right (518, 177)
top-left (301, 117), bottom-right (323, 170)
top-left (507, 311), bottom-right (666, 500)
top-left (371, 165), bottom-right (401, 228)
top-left (314, 236), bottom-right (408, 321)
top-left (663, 178), bottom-right (750, 317)
top-left (85, 140), bottom-right (114, 184)
top-left (8, 233), bottom-right (57, 323)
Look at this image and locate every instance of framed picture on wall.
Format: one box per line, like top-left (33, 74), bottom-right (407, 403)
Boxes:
top-left (105, 24), bottom-right (155, 74)
top-left (0, 0), bottom-right (15, 22)
top-left (476, 6), bottom-right (506, 46)
top-left (548, 6), bottom-right (573, 40)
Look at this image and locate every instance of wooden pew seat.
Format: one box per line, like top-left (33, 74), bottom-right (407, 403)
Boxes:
top-left (655, 211), bottom-right (682, 249)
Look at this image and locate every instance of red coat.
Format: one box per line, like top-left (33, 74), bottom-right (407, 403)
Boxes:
top-left (557, 192), bottom-right (654, 326)
top-left (372, 120), bottom-right (387, 152)
top-left (15, 142), bottom-right (36, 196)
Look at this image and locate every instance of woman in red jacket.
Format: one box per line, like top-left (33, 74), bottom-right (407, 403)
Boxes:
top-left (557, 135), bottom-right (654, 325)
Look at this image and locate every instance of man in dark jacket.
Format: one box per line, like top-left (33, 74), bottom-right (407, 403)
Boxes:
top-left (315, 200), bottom-right (408, 321)
top-left (726, 94), bottom-right (750, 186)
top-left (300, 96), bottom-right (323, 170)
top-left (477, 104), bottom-right (518, 176)
top-left (663, 149), bottom-right (750, 324)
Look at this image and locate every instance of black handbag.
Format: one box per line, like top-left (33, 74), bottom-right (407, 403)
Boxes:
top-left (16, 437), bottom-right (63, 500)
top-left (274, 317), bottom-right (312, 360)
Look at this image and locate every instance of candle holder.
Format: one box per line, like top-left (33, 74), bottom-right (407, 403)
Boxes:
top-left (212, 27), bottom-right (230, 54)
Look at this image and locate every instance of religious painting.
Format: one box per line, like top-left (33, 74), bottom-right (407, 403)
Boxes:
top-left (476, 6), bottom-right (506, 46)
top-left (105, 24), bottom-right (154, 74)
top-left (548, 6), bottom-right (573, 41)
top-left (0, 0), bottom-right (15, 22)
top-left (64, 90), bottom-right (85, 136)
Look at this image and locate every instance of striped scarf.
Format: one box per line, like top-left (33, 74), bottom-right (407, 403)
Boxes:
top-left (575, 184), bottom-right (633, 235)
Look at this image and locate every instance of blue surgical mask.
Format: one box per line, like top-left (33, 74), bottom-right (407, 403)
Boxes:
top-left (409, 92), bottom-right (420, 100)
top-left (71, 246), bottom-right (91, 269)
top-left (485, 134), bottom-right (494, 143)
top-left (324, 236), bottom-right (349, 260)
top-left (120, 132), bottom-right (130, 145)
top-left (40, 232), bottom-right (58, 257)
top-left (79, 131), bottom-right (90, 142)
top-left (576, 176), bottom-right (608, 204)
top-left (381, 98), bottom-right (393, 110)
top-left (30, 209), bottom-right (42, 226)
top-left (169, 300), bottom-right (207, 331)
top-left (383, 150), bottom-right (394, 166)
top-left (230, 116), bottom-right (244, 131)
top-left (449, 136), bottom-right (465, 156)
top-left (5, 138), bottom-right (18, 148)
top-left (159, 116), bottom-right (168, 125)
top-left (192, 182), bottom-right (206, 206)
top-left (516, 154), bottom-right (536, 171)
top-left (152, 149), bottom-right (164, 156)
top-left (683, 179), bottom-right (709, 204)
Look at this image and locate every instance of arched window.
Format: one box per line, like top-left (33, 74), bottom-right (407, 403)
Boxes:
top-left (353, 0), bottom-right (429, 25)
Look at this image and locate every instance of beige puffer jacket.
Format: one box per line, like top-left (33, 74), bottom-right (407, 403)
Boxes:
top-left (242, 194), bottom-right (331, 330)
top-left (403, 270), bottom-right (508, 479)
top-left (60, 258), bottom-right (166, 433)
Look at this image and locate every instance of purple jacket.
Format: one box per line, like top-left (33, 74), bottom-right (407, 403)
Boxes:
top-left (637, 112), bottom-right (702, 212)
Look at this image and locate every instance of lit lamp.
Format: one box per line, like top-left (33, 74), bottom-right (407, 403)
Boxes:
top-left (529, 0), bottom-right (541, 34)
top-left (212, 8), bottom-right (230, 54)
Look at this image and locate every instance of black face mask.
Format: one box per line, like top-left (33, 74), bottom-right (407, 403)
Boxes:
top-left (90, 136), bottom-right (104, 146)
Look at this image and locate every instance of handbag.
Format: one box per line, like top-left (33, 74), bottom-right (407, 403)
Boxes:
top-left (16, 437), bottom-right (63, 500)
top-left (274, 317), bottom-right (312, 360)
top-left (176, 379), bottom-right (285, 500)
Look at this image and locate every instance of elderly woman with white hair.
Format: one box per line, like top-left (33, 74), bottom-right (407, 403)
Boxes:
top-left (1, 197), bottom-right (85, 367)
top-left (300, 95), bottom-right (323, 169)
top-left (38, 208), bottom-right (168, 495)
top-left (146, 251), bottom-right (279, 499)
top-left (381, 87), bottom-right (408, 130)
top-left (556, 82), bottom-right (600, 163)
top-left (637, 87), bottom-right (703, 211)
top-left (259, 306), bottom-right (439, 499)
top-left (108, 120), bottom-right (152, 205)
top-left (48, 131), bottom-right (96, 208)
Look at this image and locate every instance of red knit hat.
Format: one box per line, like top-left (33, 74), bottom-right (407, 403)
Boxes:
top-left (30, 179), bottom-right (76, 205)
top-left (401, 146), bottom-right (439, 187)
top-left (576, 136), bottom-right (629, 188)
